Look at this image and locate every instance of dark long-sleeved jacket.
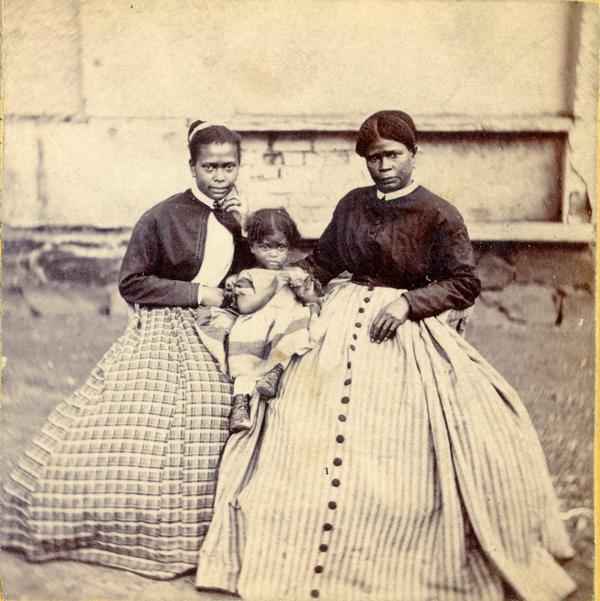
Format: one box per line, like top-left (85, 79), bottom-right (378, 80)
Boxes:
top-left (299, 185), bottom-right (481, 320)
top-left (118, 190), bottom-right (253, 307)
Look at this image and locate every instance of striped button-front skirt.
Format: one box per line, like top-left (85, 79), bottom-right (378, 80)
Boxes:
top-left (1, 306), bottom-right (233, 579)
top-left (196, 282), bottom-right (576, 601)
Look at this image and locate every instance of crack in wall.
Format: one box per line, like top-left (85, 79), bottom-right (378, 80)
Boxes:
top-left (35, 136), bottom-right (48, 222)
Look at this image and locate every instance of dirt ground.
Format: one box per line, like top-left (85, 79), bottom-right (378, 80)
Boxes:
top-left (0, 286), bottom-right (594, 601)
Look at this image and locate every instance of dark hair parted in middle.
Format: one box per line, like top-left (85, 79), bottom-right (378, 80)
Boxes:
top-left (245, 208), bottom-right (301, 247)
top-left (188, 120), bottom-right (243, 163)
top-left (355, 110), bottom-right (418, 157)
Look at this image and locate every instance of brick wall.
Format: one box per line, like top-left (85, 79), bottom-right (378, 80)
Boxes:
top-left (3, 122), bottom-right (571, 235)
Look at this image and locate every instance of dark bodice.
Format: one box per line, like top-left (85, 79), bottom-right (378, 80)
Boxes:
top-left (300, 185), bottom-right (480, 320)
top-left (118, 190), bottom-right (252, 307)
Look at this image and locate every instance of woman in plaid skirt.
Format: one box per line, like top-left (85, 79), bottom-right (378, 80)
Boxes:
top-left (1, 121), bottom-right (254, 578)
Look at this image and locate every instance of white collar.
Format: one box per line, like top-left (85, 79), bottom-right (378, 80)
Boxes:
top-left (190, 181), bottom-right (214, 208)
top-left (376, 180), bottom-right (419, 201)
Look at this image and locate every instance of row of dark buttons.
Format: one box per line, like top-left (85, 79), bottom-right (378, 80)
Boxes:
top-left (309, 288), bottom-right (373, 599)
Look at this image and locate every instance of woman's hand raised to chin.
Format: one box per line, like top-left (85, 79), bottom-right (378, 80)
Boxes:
top-left (369, 296), bottom-right (410, 343)
top-left (217, 188), bottom-right (248, 228)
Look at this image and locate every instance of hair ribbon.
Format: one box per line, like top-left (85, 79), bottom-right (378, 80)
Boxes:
top-left (188, 121), bottom-right (222, 142)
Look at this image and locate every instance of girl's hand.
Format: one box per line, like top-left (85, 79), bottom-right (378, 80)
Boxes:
top-left (369, 296), bottom-right (409, 343)
top-left (284, 267), bottom-right (310, 290)
top-left (224, 274), bottom-right (238, 290)
top-left (274, 272), bottom-right (291, 291)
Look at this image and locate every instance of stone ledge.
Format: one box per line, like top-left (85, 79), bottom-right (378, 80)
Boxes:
top-left (2, 229), bottom-right (593, 328)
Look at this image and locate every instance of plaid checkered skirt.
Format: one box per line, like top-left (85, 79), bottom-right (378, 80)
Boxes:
top-left (1, 306), bottom-right (233, 578)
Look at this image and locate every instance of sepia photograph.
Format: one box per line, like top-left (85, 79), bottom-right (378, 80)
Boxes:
top-left (0, 1), bottom-right (597, 600)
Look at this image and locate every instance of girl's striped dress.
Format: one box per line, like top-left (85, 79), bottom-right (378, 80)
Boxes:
top-left (196, 268), bottom-right (324, 396)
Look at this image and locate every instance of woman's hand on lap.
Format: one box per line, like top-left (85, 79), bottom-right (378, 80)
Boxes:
top-left (369, 296), bottom-right (409, 343)
top-left (200, 286), bottom-right (225, 307)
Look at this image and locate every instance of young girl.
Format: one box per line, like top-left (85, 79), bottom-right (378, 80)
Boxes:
top-left (0, 120), bottom-right (254, 578)
top-left (197, 208), bottom-right (323, 432)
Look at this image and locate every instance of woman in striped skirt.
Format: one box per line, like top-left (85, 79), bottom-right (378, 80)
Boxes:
top-left (1, 121), bottom-right (253, 578)
top-left (195, 111), bottom-right (576, 600)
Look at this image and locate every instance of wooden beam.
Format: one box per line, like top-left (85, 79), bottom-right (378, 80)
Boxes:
top-left (222, 114), bottom-right (573, 134)
top-left (466, 222), bottom-right (594, 242)
top-left (298, 221), bottom-right (594, 242)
